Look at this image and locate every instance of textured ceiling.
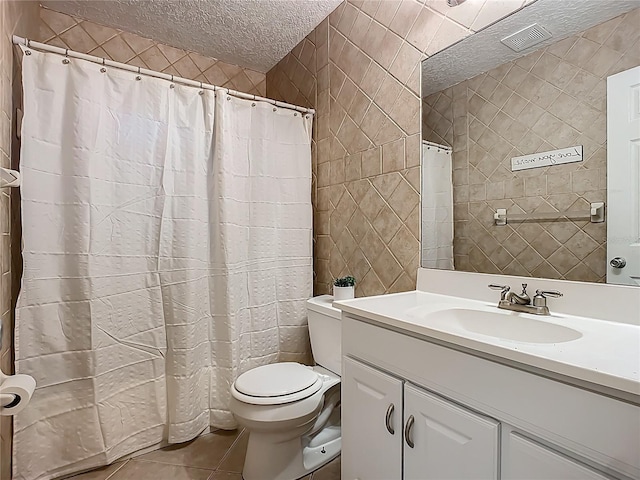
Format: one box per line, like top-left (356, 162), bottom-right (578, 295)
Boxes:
top-left (40, 0), bottom-right (342, 72)
top-left (422, 0), bottom-right (640, 96)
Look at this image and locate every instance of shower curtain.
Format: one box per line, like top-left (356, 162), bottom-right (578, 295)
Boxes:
top-left (421, 143), bottom-right (454, 269)
top-left (14, 47), bottom-right (312, 480)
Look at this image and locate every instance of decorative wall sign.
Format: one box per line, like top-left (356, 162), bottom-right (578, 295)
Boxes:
top-left (511, 146), bottom-right (583, 171)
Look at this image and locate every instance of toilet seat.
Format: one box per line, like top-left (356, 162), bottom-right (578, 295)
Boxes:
top-left (232, 363), bottom-right (323, 405)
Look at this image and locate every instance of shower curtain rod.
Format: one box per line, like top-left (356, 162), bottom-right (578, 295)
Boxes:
top-left (422, 139), bottom-right (452, 152)
top-left (12, 35), bottom-right (315, 116)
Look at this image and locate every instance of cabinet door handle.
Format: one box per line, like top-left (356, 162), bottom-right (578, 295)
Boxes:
top-left (385, 403), bottom-right (395, 435)
top-left (404, 415), bottom-right (415, 448)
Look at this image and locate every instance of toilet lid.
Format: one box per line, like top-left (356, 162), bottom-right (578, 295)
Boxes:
top-left (234, 362), bottom-right (320, 398)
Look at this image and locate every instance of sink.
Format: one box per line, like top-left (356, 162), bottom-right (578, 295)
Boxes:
top-left (423, 308), bottom-right (583, 344)
top-left (336, 289), bottom-right (640, 398)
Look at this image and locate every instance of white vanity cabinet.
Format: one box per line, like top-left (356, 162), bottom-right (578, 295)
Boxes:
top-left (404, 383), bottom-right (499, 479)
top-left (341, 313), bottom-right (639, 480)
top-left (342, 356), bottom-right (500, 480)
top-left (342, 357), bottom-right (402, 480)
top-left (504, 432), bottom-right (611, 480)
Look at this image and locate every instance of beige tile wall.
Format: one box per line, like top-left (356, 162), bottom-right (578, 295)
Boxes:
top-left (268, 0), bottom-right (528, 296)
top-left (1, 2), bottom-right (40, 477)
top-left (267, 25), bottom-right (319, 110)
top-left (422, 86), bottom-right (453, 147)
top-left (36, 7), bottom-right (266, 97)
top-left (422, 8), bottom-right (640, 283)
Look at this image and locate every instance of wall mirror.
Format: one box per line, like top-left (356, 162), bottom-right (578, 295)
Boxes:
top-left (420, 0), bottom-right (640, 286)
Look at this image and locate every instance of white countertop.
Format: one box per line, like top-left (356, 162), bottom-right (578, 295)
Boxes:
top-left (335, 291), bottom-right (640, 400)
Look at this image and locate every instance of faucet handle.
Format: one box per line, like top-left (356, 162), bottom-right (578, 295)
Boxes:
top-left (533, 289), bottom-right (563, 308)
top-left (535, 289), bottom-right (562, 298)
top-left (488, 284), bottom-right (510, 301)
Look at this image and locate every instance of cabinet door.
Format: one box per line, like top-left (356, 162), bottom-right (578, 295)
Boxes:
top-left (342, 357), bottom-right (403, 480)
top-left (505, 432), bottom-right (612, 480)
top-left (404, 383), bottom-right (499, 480)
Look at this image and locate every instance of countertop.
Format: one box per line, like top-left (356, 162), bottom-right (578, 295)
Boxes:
top-left (335, 291), bottom-right (640, 401)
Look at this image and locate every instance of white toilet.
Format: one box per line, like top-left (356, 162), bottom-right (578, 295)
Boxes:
top-left (229, 295), bottom-right (342, 480)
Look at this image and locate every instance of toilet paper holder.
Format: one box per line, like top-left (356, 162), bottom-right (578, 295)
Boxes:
top-left (0, 369), bottom-right (36, 414)
top-left (0, 371), bottom-right (19, 408)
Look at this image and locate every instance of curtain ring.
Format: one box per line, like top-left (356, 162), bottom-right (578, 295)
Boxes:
top-left (102, 57), bottom-right (105, 65)
top-left (65, 48), bottom-right (69, 57)
top-left (26, 38), bottom-right (31, 48)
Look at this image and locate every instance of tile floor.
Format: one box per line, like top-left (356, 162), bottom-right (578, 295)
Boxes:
top-left (66, 429), bottom-right (340, 480)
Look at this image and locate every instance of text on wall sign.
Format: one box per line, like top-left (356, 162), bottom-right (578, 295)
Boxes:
top-left (511, 146), bottom-right (583, 171)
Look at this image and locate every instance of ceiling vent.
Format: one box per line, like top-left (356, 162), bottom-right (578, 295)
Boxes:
top-left (501, 23), bottom-right (552, 52)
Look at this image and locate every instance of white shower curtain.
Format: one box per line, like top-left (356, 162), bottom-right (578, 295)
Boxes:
top-left (421, 142), bottom-right (454, 269)
top-left (14, 47), bottom-right (312, 480)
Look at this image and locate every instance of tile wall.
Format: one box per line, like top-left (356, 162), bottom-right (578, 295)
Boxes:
top-left (0, 2), bottom-right (40, 477)
top-left (36, 7), bottom-right (266, 97)
top-left (268, 0), bottom-right (529, 296)
top-left (423, 8), bottom-right (640, 282)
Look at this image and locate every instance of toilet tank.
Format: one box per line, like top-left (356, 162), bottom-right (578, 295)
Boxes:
top-left (306, 295), bottom-right (342, 376)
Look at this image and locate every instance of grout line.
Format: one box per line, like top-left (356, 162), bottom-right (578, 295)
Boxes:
top-left (132, 457), bottom-right (217, 474)
top-left (213, 428), bottom-right (245, 472)
top-left (102, 459), bottom-right (129, 480)
top-left (205, 470), bottom-right (218, 480)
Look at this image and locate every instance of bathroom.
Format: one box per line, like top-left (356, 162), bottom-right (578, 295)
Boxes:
top-left (1, 0), bottom-right (639, 479)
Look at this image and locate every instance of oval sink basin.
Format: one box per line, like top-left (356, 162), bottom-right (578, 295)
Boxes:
top-left (425, 308), bottom-right (583, 344)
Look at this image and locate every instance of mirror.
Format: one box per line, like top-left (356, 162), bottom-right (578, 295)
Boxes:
top-left (420, 0), bottom-right (640, 286)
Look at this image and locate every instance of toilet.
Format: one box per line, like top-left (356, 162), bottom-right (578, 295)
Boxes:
top-left (229, 295), bottom-right (342, 480)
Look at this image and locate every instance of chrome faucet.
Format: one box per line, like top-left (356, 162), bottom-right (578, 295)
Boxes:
top-left (488, 284), bottom-right (562, 315)
top-left (507, 283), bottom-right (531, 305)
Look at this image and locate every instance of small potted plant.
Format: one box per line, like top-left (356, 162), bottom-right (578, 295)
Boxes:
top-left (333, 275), bottom-right (356, 301)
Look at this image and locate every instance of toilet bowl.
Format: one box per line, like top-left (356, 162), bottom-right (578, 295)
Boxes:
top-left (229, 295), bottom-right (341, 480)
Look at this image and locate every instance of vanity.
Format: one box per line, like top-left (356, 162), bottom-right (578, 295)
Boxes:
top-left (336, 269), bottom-right (640, 480)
